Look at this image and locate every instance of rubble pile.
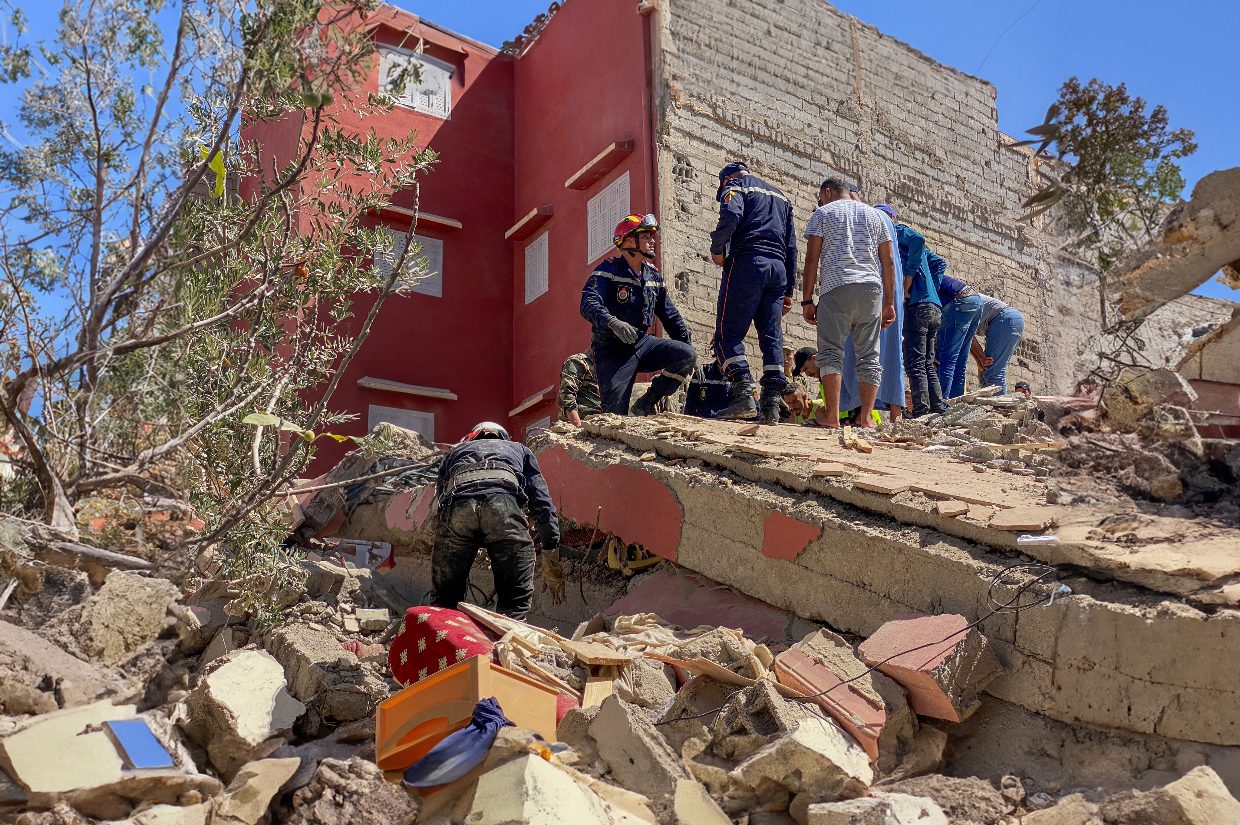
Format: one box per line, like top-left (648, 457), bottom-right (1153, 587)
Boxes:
top-left (3, 501), bottom-right (1239, 825)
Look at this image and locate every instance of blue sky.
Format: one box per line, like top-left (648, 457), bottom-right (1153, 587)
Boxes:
top-left (403, 0), bottom-right (1239, 304)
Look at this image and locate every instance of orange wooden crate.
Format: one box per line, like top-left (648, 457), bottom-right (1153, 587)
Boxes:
top-left (375, 655), bottom-right (558, 771)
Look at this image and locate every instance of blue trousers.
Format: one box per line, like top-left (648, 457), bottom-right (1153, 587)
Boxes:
top-left (593, 333), bottom-right (696, 414)
top-left (711, 254), bottom-right (788, 392)
top-left (937, 294), bottom-right (983, 399)
top-left (981, 307), bottom-right (1025, 393)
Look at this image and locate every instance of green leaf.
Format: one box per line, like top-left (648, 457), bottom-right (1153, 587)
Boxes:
top-left (242, 413), bottom-right (283, 427)
top-left (1025, 123), bottom-right (1060, 138)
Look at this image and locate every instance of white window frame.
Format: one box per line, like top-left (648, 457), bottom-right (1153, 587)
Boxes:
top-left (586, 172), bottom-right (630, 264)
top-left (378, 47), bottom-right (454, 120)
top-left (524, 231), bottom-right (549, 304)
top-left (367, 405), bottom-right (435, 442)
top-left (377, 227), bottom-right (444, 297)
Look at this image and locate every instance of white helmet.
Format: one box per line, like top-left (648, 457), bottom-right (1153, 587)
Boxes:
top-left (464, 421), bottom-right (510, 442)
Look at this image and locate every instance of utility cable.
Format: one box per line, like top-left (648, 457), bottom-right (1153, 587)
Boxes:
top-left (657, 562), bottom-right (1067, 725)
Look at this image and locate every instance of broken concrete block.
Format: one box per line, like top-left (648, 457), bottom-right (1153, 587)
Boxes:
top-left (589, 696), bottom-right (690, 801)
top-left (730, 717), bottom-right (873, 801)
top-left (46, 571), bottom-right (180, 666)
top-left (265, 623), bottom-right (387, 723)
top-left (354, 608), bottom-right (390, 632)
top-left (1099, 765), bottom-right (1240, 825)
top-left (674, 778), bottom-right (730, 825)
top-left (182, 649), bottom-right (306, 778)
top-left (616, 657), bottom-right (677, 710)
top-left (466, 753), bottom-right (652, 825)
top-left (1102, 366), bottom-right (1198, 433)
top-left (858, 615), bottom-right (1002, 723)
top-left (711, 681), bottom-right (817, 761)
top-left (198, 627), bottom-right (238, 670)
top-left (112, 757), bottom-right (301, 825)
top-left (0, 700), bottom-right (221, 819)
top-left (806, 792), bottom-right (947, 824)
top-left (0, 620), bottom-right (119, 709)
top-left (672, 628), bottom-right (764, 679)
top-left (1019, 793), bottom-right (1100, 824)
top-left (878, 725), bottom-right (947, 783)
top-left (775, 629), bottom-right (916, 773)
top-left (880, 775), bottom-right (1009, 825)
top-left (283, 757), bottom-right (419, 825)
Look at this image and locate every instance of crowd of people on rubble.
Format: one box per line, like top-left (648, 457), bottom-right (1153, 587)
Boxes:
top-left (431, 161), bottom-right (1031, 621)
top-left (558, 162), bottom-right (1028, 430)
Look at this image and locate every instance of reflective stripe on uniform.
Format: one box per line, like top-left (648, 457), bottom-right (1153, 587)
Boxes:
top-left (721, 186), bottom-right (791, 204)
top-left (763, 364), bottom-right (784, 372)
top-left (721, 355), bottom-right (748, 369)
top-left (659, 369), bottom-right (691, 383)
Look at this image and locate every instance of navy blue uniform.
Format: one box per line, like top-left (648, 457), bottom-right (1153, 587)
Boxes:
top-left (431, 439), bottom-right (558, 619)
top-left (684, 362), bottom-right (731, 419)
top-left (709, 174), bottom-right (798, 392)
top-left (580, 256), bottom-right (696, 414)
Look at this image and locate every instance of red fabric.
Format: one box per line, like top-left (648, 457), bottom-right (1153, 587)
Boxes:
top-left (555, 693), bottom-right (579, 725)
top-left (388, 606), bottom-right (494, 687)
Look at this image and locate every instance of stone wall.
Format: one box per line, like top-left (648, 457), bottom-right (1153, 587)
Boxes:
top-left (652, 0), bottom-right (1102, 394)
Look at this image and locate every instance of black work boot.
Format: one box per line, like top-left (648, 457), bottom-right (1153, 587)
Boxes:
top-left (719, 379), bottom-right (758, 421)
top-left (630, 390), bottom-right (661, 416)
top-left (758, 386), bottom-right (782, 425)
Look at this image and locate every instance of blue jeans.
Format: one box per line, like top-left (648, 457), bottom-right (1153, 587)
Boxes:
top-left (981, 308), bottom-right (1025, 393)
top-left (711, 254), bottom-right (788, 393)
top-left (593, 332), bottom-right (696, 414)
top-left (937, 294), bottom-right (983, 400)
top-left (903, 302), bottom-right (945, 417)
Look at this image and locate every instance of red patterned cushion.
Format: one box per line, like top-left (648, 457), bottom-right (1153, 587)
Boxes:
top-left (388, 606), bottom-right (494, 687)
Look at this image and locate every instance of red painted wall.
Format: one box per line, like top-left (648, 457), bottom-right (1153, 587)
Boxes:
top-left (507, 2), bottom-right (658, 437)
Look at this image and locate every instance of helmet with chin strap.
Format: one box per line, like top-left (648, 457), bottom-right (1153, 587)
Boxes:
top-left (613, 214), bottom-right (659, 259)
top-left (463, 421), bottom-right (510, 442)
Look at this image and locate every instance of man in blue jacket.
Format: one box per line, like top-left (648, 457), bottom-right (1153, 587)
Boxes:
top-left (709, 161), bottom-right (798, 424)
top-left (431, 422), bottom-right (560, 620)
top-left (580, 213), bottom-right (696, 415)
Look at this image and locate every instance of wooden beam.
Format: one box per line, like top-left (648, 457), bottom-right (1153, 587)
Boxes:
top-left (357, 376), bottom-right (458, 401)
top-left (564, 141), bottom-right (635, 190)
top-left (508, 385), bottom-right (555, 417)
top-left (504, 205), bottom-right (554, 241)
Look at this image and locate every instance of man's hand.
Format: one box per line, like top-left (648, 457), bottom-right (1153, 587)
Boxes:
top-left (782, 296), bottom-right (794, 317)
top-left (881, 302), bottom-right (896, 329)
top-left (539, 547), bottom-right (566, 605)
top-left (607, 318), bottom-right (638, 344)
top-left (711, 253), bottom-right (725, 267)
top-left (979, 355), bottom-right (994, 368)
top-left (568, 409), bottom-right (583, 427)
top-left (802, 302), bottom-right (817, 324)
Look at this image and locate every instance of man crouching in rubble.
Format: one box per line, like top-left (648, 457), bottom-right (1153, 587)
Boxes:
top-left (430, 421), bottom-right (562, 620)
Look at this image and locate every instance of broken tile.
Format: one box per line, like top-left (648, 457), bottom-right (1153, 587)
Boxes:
top-left (989, 507), bottom-right (1060, 532)
top-left (737, 423), bottom-right (761, 436)
top-left (858, 615), bottom-right (1003, 723)
top-left (935, 500), bottom-right (969, 518)
top-left (853, 476), bottom-right (913, 496)
top-left (811, 462), bottom-right (848, 478)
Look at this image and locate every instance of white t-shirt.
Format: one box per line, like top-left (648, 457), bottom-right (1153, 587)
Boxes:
top-left (977, 294), bottom-right (1011, 335)
top-left (803, 200), bottom-right (893, 295)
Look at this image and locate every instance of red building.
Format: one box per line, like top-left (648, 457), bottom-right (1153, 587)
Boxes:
top-left (245, 2), bottom-right (661, 466)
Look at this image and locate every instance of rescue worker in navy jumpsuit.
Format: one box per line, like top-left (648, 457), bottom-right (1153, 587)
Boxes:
top-left (709, 162), bottom-right (799, 424)
top-left (580, 213), bottom-right (696, 415)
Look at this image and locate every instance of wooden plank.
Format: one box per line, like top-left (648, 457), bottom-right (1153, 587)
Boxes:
top-left (503, 205), bottom-right (554, 240)
top-left (936, 500), bottom-right (970, 517)
top-left (811, 462), bottom-right (848, 478)
top-left (853, 476), bottom-right (913, 496)
top-left (582, 666), bottom-right (617, 708)
top-left (559, 639), bottom-right (635, 666)
top-left (990, 507), bottom-right (1061, 532)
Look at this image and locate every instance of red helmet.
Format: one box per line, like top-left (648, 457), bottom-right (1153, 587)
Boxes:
top-left (613, 213), bottom-right (658, 249)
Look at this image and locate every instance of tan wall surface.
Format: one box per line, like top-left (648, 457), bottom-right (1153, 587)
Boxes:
top-left (652, 0), bottom-right (1103, 394)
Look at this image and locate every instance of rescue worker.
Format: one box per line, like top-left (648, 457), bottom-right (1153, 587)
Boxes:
top-left (430, 422), bottom-right (561, 620)
top-left (558, 350), bottom-right (602, 426)
top-left (580, 214), bottom-right (696, 415)
top-left (708, 161), bottom-right (799, 423)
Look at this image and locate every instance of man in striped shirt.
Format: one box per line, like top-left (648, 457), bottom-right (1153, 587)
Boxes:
top-left (800, 178), bottom-right (897, 428)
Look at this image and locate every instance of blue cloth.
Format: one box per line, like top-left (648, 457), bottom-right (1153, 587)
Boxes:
top-left (402, 698), bottom-right (513, 788)
top-left (894, 224), bottom-right (940, 308)
top-left (709, 174), bottom-right (798, 285)
top-left (436, 439), bottom-right (559, 549)
top-left (937, 294), bottom-right (983, 399)
top-left (980, 307), bottom-right (1025, 394)
top-left (593, 331), bottom-right (696, 414)
top-left (840, 212), bottom-right (904, 412)
top-left (580, 256), bottom-right (692, 345)
top-left (710, 254), bottom-right (788, 390)
top-left (685, 362), bottom-right (731, 419)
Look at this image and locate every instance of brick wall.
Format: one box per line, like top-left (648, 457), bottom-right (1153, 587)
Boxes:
top-left (652, 0), bottom-right (1103, 394)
